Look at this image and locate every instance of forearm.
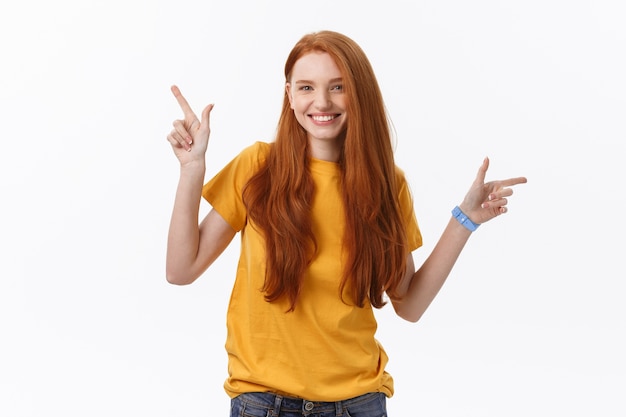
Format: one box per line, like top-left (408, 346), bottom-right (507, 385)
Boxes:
top-left (394, 217), bottom-right (472, 322)
top-left (166, 161), bottom-right (206, 284)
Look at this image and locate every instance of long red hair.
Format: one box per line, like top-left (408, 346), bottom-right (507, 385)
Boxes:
top-left (242, 30), bottom-right (409, 311)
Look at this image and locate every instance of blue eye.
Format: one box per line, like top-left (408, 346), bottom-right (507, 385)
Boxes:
top-left (331, 85), bottom-right (343, 91)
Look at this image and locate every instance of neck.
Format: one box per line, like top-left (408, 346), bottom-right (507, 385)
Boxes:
top-left (308, 138), bottom-right (342, 162)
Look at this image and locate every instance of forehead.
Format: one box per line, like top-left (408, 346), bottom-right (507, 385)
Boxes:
top-left (291, 51), bottom-right (342, 80)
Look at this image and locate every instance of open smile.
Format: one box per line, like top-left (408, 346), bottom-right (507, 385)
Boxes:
top-left (310, 114), bottom-right (340, 122)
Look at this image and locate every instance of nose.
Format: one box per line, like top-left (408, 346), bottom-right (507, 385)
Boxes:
top-left (313, 89), bottom-right (331, 109)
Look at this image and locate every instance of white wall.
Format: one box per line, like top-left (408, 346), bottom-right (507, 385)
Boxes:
top-left (1, 0), bottom-right (624, 415)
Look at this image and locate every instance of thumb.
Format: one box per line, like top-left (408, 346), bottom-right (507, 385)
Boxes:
top-left (200, 103), bottom-right (214, 129)
top-left (474, 156), bottom-right (489, 186)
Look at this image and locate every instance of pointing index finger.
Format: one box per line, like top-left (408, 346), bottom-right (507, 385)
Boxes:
top-left (171, 85), bottom-right (195, 118)
top-left (501, 176), bottom-right (528, 187)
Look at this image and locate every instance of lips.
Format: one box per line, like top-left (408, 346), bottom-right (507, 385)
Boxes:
top-left (311, 114), bottom-right (339, 122)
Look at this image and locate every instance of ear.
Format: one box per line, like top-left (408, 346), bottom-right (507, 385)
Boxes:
top-left (285, 82), bottom-right (295, 109)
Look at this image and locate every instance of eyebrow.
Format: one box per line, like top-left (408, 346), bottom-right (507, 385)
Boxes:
top-left (294, 77), bottom-right (343, 85)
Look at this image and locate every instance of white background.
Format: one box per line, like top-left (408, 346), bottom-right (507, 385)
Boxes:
top-left (1, 0), bottom-right (624, 416)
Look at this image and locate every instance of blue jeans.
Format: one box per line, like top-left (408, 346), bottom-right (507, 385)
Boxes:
top-left (230, 392), bottom-right (387, 417)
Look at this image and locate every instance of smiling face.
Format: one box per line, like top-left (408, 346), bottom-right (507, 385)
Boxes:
top-left (286, 51), bottom-right (347, 161)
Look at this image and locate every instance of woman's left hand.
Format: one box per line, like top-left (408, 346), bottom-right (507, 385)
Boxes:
top-left (458, 157), bottom-right (527, 225)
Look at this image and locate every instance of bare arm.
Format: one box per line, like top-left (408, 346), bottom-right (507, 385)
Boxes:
top-left (166, 168), bottom-right (236, 285)
top-left (165, 86), bottom-right (236, 285)
top-left (391, 157), bottom-right (527, 322)
top-left (391, 220), bottom-right (471, 322)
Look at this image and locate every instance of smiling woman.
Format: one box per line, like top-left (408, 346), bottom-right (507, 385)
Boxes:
top-left (286, 51), bottom-right (348, 160)
top-left (164, 30), bottom-right (526, 416)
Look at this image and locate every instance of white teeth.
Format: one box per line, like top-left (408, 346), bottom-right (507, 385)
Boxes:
top-left (312, 115), bottom-right (335, 122)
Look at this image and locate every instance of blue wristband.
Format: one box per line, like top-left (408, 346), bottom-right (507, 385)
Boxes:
top-left (452, 206), bottom-right (480, 232)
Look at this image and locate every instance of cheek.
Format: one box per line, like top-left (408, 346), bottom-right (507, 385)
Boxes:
top-left (291, 97), bottom-right (307, 113)
top-left (336, 95), bottom-right (347, 109)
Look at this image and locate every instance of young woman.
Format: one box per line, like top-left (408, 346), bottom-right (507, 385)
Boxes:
top-left (166, 30), bottom-right (526, 417)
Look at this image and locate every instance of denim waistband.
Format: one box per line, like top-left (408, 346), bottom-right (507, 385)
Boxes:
top-left (236, 391), bottom-right (382, 416)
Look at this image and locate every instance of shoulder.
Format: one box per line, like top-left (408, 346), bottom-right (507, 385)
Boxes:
top-left (393, 165), bottom-right (415, 205)
top-left (225, 141), bottom-right (272, 172)
top-left (240, 141), bottom-right (271, 159)
top-left (394, 165), bottom-right (410, 187)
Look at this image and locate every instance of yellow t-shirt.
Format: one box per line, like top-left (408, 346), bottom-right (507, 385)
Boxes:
top-left (202, 141), bottom-right (422, 401)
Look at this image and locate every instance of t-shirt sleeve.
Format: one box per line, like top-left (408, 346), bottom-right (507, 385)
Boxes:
top-left (396, 168), bottom-right (423, 251)
top-left (202, 142), bottom-right (269, 232)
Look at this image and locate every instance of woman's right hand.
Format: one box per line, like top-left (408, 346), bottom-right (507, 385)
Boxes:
top-left (166, 85), bottom-right (214, 165)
